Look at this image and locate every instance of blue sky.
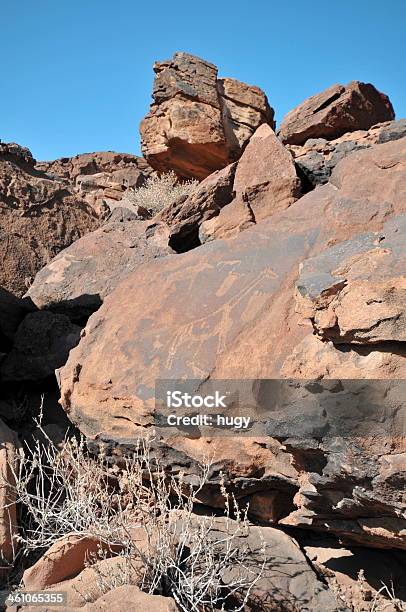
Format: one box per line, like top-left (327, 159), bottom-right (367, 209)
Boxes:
top-left (2, 0), bottom-right (405, 161)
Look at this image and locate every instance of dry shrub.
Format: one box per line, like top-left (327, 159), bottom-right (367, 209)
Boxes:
top-left (5, 424), bottom-right (265, 611)
top-left (122, 171), bottom-right (198, 215)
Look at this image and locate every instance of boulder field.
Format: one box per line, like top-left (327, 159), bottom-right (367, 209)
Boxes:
top-left (1, 52), bottom-right (405, 610)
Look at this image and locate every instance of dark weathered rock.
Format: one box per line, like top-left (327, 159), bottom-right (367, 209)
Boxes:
top-left (377, 118), bottom-right (406, 143)
top-left (278, 81), bottom-right (394, 145)
top-left (0, 143), bottom-right (99, 297)
top-left (1, 311), bottom-right (81, 382)
top-left (289, 119), bottom-right (406, 189)
top-left (140, 52), bottom-right (275, 179)
top-left (26, 217), bottom-right (174, 320)
top-left (0, 287), bottom-right (33, 352)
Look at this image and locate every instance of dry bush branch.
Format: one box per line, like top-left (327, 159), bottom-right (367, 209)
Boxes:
top-left (122, 171), bottom-right (198, 215)
top-left (5, 423), bottom-right (265, 610)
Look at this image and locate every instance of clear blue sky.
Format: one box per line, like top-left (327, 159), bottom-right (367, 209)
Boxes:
top-left (2, 0), bottom-right (405, 161)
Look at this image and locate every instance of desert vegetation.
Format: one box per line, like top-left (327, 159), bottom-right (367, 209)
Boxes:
top-left (3, 414), bottom-right (265, 611)
top-left (122, 171), bottom-right (198, 215)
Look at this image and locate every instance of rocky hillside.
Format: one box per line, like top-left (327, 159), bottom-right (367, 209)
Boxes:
top-left (0, 52), bottom-right (405, 611)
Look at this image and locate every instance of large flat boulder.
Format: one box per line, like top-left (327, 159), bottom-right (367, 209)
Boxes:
top-left (140, 52), bottom-right (275, 179)
top-left (173, 515), bottom-right (346, 611)
top-left (26, 212), bottom-right (174, 320)
top-left (278, 81), bottom-right (394, 145)
top-left (59, 139), bottom-right (406, 547)
top-left (0, 143), bottom-right (99, 297)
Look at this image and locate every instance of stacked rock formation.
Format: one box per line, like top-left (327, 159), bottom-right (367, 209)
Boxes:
top-left (140, 52), bottom-right (275, 179)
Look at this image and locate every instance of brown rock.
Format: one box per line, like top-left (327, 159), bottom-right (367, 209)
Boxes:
top-left (21, 531), bottom-right (150, 610)
top-left (23, 534), bottom-right (122, 590)
top-left (0, 419), bottom-right (19, 575)
top-left (199, 195), bottom-right (255, 242)
top-left (217, 77), bottom-right (275, 158)
top-left (281, 334), bottom-right (406, 379)
top-left (278, 81), bottom-right (394, 145)
top-left (81, 587), bottom-right (178, 612)
top-left (37, 151), bottom-right (154, 216)
top-left (200, 124), bottom-right (301, 241)
top-left (21, 585), bottom-right (177, 612)
top-left (295, 218), bottom-right (406, 344)
top-left (1, 311), bottom-right (81, 382)
top-left (157, 162), bottom-right (237, 251)
top-left (59, 139), bottom-right (406, 547)
top-left (140, 52), bottom-right (274, 179)
top-left (0, 143), bottom-right (99, 297)
top-left (140, 98), bottom-right (229, 181)
top-left (26, 215), bottom-right (174, 320)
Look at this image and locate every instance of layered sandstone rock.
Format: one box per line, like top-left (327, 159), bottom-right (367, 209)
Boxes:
top-left (37, 151), bottom-right (154, 216)
top-left (0, 143), bottom-right (99, 297)
top-left (26, 212), bottom-right (174, 320)
top-left (278, 81), bottom-right (394, 145)
top-left (295, 217), bottom-right (406, 344)
top-left (140, 52), bottom-right (275, 179)
top-left (59, 138), bottom-right (406, 547)
top-left (289, 118), bottom-right (406, 189)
